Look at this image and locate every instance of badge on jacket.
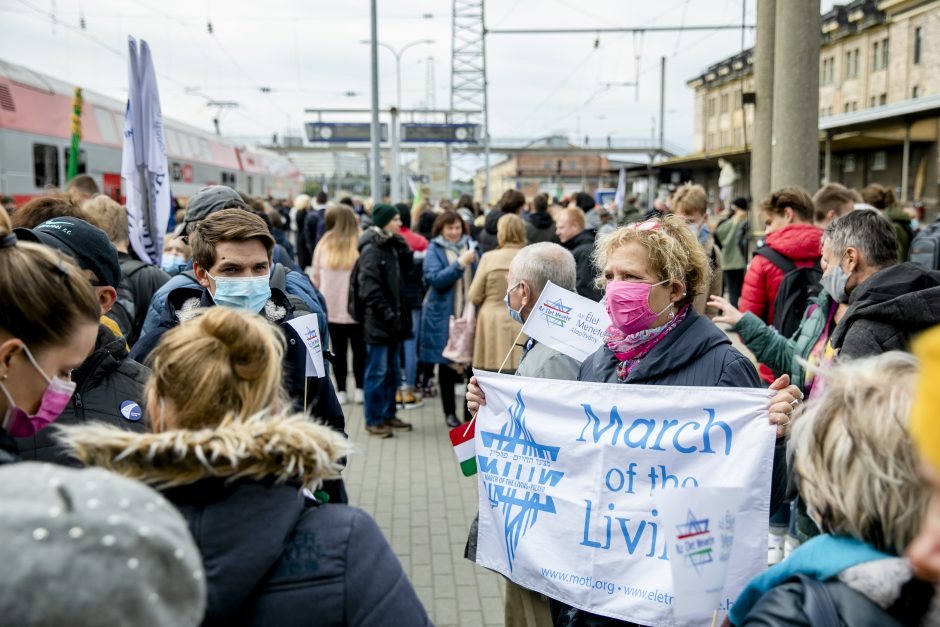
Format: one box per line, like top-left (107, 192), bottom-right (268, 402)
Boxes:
top-left (120, 400), bottom-right (142, 422)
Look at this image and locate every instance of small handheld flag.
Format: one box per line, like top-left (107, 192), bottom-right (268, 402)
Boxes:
top-left (449, 420), bottom-right (476, 477)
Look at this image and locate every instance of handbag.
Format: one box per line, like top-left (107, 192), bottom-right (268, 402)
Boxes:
top-left (442, 302), bottom-right (476, 365)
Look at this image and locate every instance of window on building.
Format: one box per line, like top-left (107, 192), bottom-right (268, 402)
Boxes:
top-left (707, 132), bottom-right (715, 150)
top-left (844, 48), bottom-right (860, 79)
top-left (708, 97), bottom-right (716, 117)
top-left (844, 102), bottom-right (851, 113)
top-left (33, 143), bottom-right (60, 188)
top-left (221, 171), bottom-right (237, 186)
top-left (872, 41), bottom-right (880, 70)
top-left (882, 38), bottom-right (890, 69)
top-left (568, 160), bottom-right (577, 170)
top-left (914, 26), bottom-right (923, 64)
top-left (913, 85), bottom-right (920, 98)
top-left (880, 93), bottom-right (887, 105)
top-left (872, 150), bottom-right (887, 171)
top-left (870, 96), bottom-right (877, 107)
top-left (843, 154), bottom-right (856, 173)
top-left (543, 160), bottom-right (552, 170)
top-left (720, 93), bottom-right (729, 114)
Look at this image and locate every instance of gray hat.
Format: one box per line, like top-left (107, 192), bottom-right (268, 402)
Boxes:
top-left (0, 462), bottom-right (206, 626)
top-left (182, 186), bottom-right (247, 233)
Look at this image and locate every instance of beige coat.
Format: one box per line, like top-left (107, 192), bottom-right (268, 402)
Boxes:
top-left (468, 245), bottom-right (526, 371)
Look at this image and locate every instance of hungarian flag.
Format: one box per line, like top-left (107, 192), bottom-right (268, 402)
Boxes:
top-left (449, 420), bottom-right (476, 477)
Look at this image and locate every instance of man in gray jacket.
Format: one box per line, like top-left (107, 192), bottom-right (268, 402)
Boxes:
top-left (467, 241), bottom-right (580, 627)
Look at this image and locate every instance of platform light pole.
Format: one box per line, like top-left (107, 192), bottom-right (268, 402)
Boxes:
top-left (361, 38), bottom-right (435, 202)
top-left (368, 1), bottom-right (382, 204)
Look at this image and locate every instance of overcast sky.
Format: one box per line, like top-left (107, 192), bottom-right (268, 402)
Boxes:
top-left (1, 0), bottom-right (834, 176)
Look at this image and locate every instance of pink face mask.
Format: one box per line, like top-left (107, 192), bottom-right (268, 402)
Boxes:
top-left (0, 345), bottom-right (76, 437)
top-left (605, 279), bottom-right (672, 335)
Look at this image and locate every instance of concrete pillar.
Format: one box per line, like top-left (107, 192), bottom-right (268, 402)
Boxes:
top-left (824, 131), bottom-right (832, 185)
top-left (770, 0), bottom-right (822, 193)
top-left (750, 0), bottom-right (776, 206)
top-left (901, 120), bottom-right (911, 202)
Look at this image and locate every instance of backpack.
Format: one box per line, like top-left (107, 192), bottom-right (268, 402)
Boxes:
top-left (347, 256), bottom-right (365, 322)
top-left (910, 219), bottom-right (940, 269)
top-left (736, 220), bottom-right (750, 259)
top-left (755, 247), bottom-right (822, 338)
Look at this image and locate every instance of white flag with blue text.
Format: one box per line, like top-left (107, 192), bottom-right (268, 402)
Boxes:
top-left (520, 281), bottom-right (610, 363)
top-left (613, 167), bottom-right (627, 211)
top-left (122, 36), bottom-right (170, 264)
top-left (472, 370), bottom-right (775, 627)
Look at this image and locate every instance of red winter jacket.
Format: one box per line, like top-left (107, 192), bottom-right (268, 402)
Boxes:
top-left (739, 223), bottom-right (823, 382)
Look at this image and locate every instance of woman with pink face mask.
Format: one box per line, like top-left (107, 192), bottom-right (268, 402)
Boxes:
top-left (0, 207), bottom-right (99, 462)
top-left (468, 215), bottom-right (803, 627)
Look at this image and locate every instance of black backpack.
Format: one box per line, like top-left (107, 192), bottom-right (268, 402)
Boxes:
top-left (755, 247), bottom-right (822, 338)
top-left (910, 220), bottom-right (940, 269)
top-left (347, 256), bottom-right (365, 322)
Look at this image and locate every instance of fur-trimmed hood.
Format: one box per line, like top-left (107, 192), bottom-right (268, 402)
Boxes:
top-left (58, 413), bottom-right (350, 491)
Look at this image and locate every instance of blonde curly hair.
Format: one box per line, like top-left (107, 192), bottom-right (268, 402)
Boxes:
top-left (593, 214), bottom-right (711, 307)
top-left (792, 352), bottom-right (926, 554)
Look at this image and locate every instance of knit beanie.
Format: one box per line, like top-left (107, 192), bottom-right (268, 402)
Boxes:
top-left (372, 203), bottom-right (398, 229)
top-left (912, 326), bottom-right (940, 470)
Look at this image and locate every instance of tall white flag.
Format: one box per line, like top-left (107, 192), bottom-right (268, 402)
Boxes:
top-left (122, 37), bottom-right (170, 264)
top-left (613, 167), bottom-right (627, 211)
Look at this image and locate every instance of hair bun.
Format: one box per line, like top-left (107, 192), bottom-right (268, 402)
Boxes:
top-left (198, 308), bottom-right (278, 382)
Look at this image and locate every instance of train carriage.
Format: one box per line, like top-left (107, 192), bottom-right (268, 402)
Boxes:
top-left (0, 59), bottom-right (302, 205)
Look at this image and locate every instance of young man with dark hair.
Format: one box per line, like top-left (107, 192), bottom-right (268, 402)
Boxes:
top-left (131, 210), bottom-right (347, 503)
top-left (525, 193), bottom-right (557, 244)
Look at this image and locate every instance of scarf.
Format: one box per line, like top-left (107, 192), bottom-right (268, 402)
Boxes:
top-left (729, 534), bottom-right (891, 625)
top-left (433, 235), bottom-right (472, 316)
top-left (605, 304), bottom-right (690, 381)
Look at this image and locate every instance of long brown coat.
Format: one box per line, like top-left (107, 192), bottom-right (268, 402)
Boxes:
top-left (468, 244), bottom-right (527, 371)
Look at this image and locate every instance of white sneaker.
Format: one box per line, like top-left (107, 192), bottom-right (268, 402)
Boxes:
top-left (354, 389), bottom-right (364, 404)
top-left (784, 534), bottom-right (800, 560)
top-left (336, 391), bottom-right (348, 405)
top-left (768, 531), bottom-right (785, 566)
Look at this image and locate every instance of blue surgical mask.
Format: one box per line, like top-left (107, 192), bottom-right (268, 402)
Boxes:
top-left (161, 254), bottom-right (188, 275)
top-left (504, 282), bottom-right (524, 324)
top-left (820, 255), bottom-right (850, 304)
top-left (207, 272), bottom-right (271, 312)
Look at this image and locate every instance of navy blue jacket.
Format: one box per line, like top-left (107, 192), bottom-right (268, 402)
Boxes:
top-left (165, 478), bottom-right (431, 627)
top-left (419, 239), bottom-right (477, 364)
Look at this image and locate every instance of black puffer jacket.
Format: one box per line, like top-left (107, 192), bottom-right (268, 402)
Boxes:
top-left (356, 229), bottom-right (413, 345)
top-left (830, 262), bottom-right (940, 360)
top-left (562, 228), bottom-right (603, 301)
top-left (63, 414), bottom-right (430, 627)
top-left (15, 324), bottom-right (149, 466)
top-left (526, 211), bottom-right (558, 244)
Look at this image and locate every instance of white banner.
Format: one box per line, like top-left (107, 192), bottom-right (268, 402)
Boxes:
top-left (473, 370), bottom-right (775, 627)
top-left (122, 36), bottom-right (170, 265)
top-left (520, 281), bottom-right (610, 363)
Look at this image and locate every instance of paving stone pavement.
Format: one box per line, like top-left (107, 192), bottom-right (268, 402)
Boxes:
top-left (340, 387), bottom-right (506, 627)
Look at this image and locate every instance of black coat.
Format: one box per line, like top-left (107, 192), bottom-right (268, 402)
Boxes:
top-left (164, 478), bottom-right (431, 627)
top-left (558, 309), bottom-right (788, 627)
top-left (356, 229), bottom-right (413, 345)
top-left (478, 209), bottom-right (512, 254)
top-left (562, 229), bottom-right (603, 301)
top-left (525, 211), bottom-right (559, 244)
top-left (303, 207), bottom-right (326, 257)
top-left (118, 253), bottom-right (171, 347)
top-left (830, 262), bottom-right (940, 360)
top-left (15, 324), bottom-right (149, 465)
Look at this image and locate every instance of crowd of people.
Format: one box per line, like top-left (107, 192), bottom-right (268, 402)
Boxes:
top-left (3, 170), bottom-right (940, 627)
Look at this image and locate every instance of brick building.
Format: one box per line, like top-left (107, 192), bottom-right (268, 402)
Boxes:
top-left (659, 0), bottom-right (940, 208)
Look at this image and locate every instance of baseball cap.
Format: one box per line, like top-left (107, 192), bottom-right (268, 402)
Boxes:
top-left (182, 186), bottom-right (247, 233)
top-left (15, 217), bottom-right (121, 288)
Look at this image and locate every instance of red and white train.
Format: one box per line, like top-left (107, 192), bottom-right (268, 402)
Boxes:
top-left (0, 59), bottom-right (303, 206)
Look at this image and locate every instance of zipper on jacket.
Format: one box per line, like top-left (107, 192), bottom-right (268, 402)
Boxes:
top-left (74, 393), bottom-right (83, 409)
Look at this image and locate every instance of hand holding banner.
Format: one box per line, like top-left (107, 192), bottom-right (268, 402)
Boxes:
top-left (472, 370), bottom-right (775, 626)
top-left (286, 314), bottom-right (325, 378)
top-left (520, 281), bottom-right (611, 363)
